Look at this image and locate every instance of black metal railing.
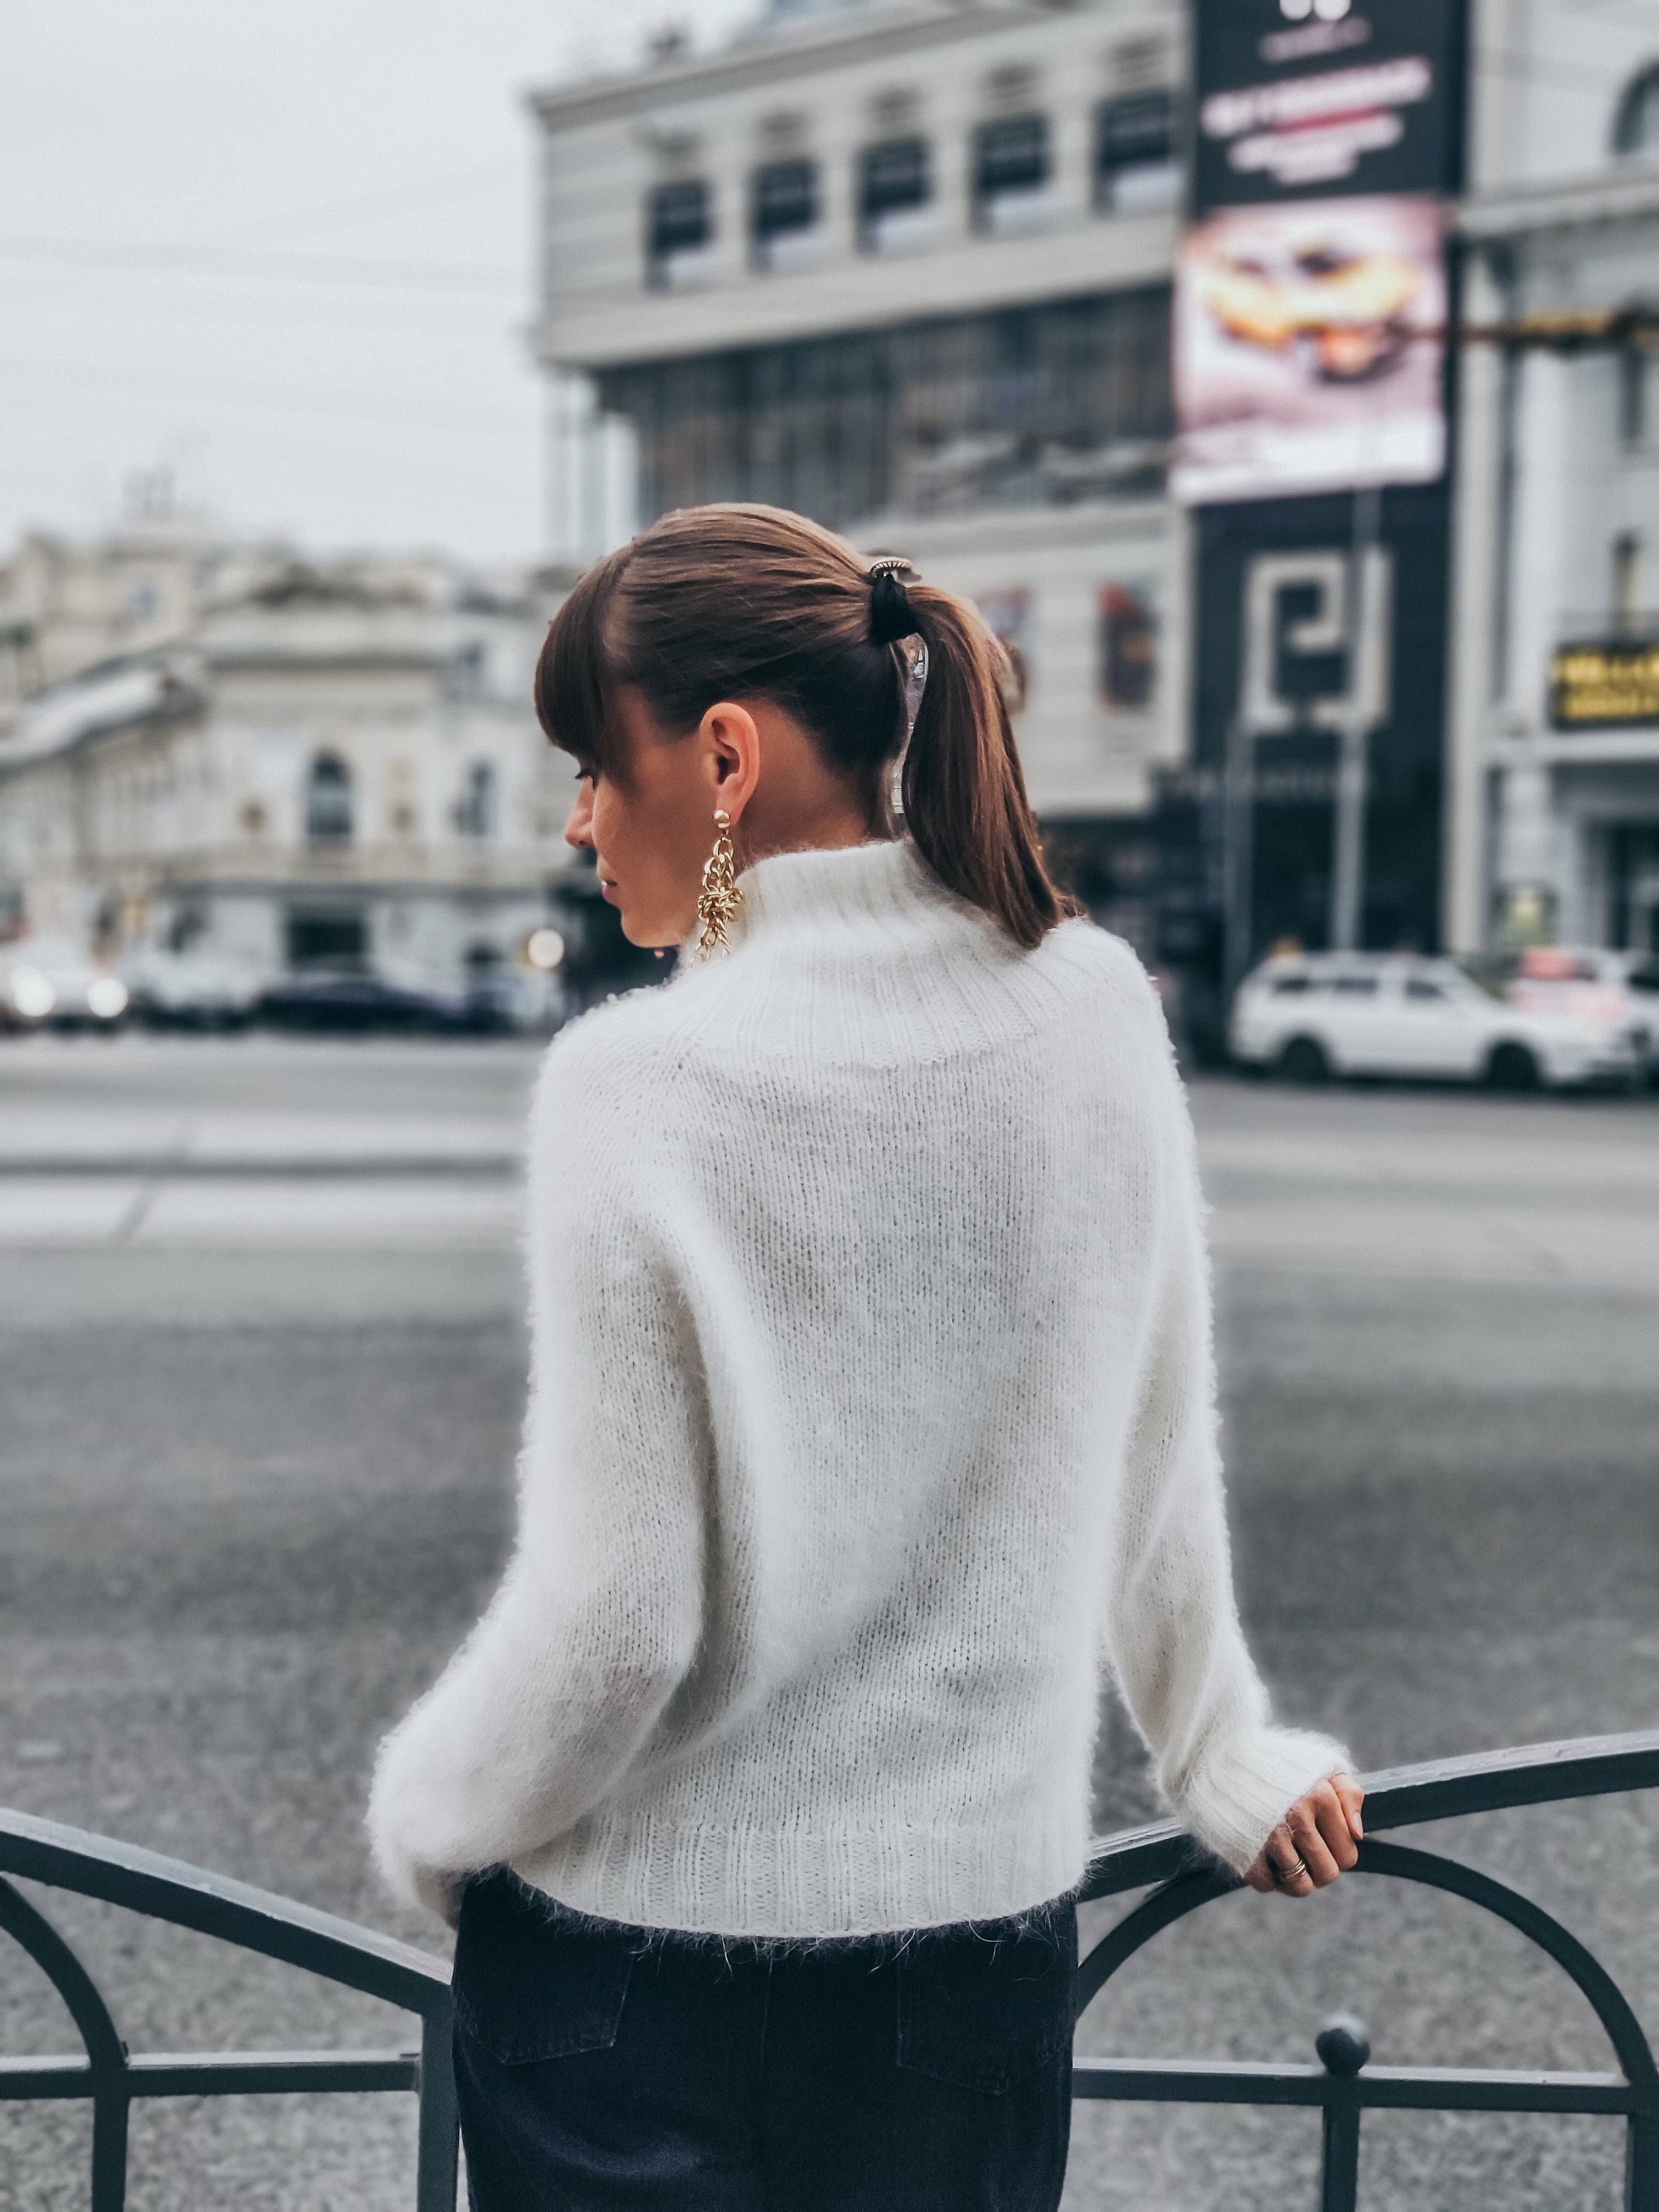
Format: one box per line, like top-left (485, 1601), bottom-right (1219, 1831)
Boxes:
top-left (0, 1809), bottom-right (456, 2212)
top-left (1077, 1728), bottom-right (1659, 2212)
top-left (4, 1727), bottom-right (1657, 2211)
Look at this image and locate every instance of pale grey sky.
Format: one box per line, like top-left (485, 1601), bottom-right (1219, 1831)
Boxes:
top-left (0, 0), bottom-right (751, 563)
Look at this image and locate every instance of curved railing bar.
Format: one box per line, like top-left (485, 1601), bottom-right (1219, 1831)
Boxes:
top-left (1076, 1863), bottom-right (1232, 2015)
top-left (0, 1875), bottom-right (125, 2074)
top-left (0, 1877), bottom-right (131, 2212)
top-left (1, 1731), bottom-right (1652, 2212)
top-left (1079, 1727), bottom-right (1659, 1900)
top-left (1357, 1840), bottom-right (1659, 2095)
top-left (10, 1731), bottom-right (1650, 2011)
top-left (1076, 1838), bottom-right (1659, 2097)
top-left (0, 1807), bottom-right (448, 2016)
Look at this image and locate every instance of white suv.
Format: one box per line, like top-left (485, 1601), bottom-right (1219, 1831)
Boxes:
top-left (1229, 952), bottom-right (1645, 1091)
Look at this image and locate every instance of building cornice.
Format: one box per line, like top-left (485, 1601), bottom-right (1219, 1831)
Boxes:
top-left (1459, 159), bottom-right (1659, 244)
top-left (0, 681), bottom-right (204, 779)
top-left (153, 845), bottom-right (571, 895)
top-left (849, 490), bottom-right (1172, 560)
top-left (204, 648), bottom-right (444, 676)
top-left (1487, 728), bottom-right (1659, 768)
top-left (535, 215), bottom-right (1176, 369)
top-left (527, 1), bottom-right (1119, 129)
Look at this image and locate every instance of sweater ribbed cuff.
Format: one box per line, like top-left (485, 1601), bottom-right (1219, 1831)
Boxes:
top-left (1175, 1725), bottom-right (1352, 1876)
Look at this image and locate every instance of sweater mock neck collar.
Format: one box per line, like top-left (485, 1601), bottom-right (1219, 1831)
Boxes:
top-left (728, 837), bottom-right (945, 946)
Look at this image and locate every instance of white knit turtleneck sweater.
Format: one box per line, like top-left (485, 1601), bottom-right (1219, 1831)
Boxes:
top-left (369, 838), bottom-right (1345, 1935)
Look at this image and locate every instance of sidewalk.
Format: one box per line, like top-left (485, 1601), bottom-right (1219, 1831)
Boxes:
top-left (0, 1103), bottom-right (523, 1248)
top-left (0, 1107), bottom-right (520, 1178)
top-left (4, 1072), bottom-right (1659, 1287)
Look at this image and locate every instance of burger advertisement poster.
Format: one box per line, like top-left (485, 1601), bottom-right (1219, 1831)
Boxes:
top-left (1173, 192), bottom-right (1447, 502)
top-left (1177, 0), bottom-right (1465, 507)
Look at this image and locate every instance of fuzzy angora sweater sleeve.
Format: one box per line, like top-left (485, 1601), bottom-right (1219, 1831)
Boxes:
top-left (366, 1042), bottom-right (704, 1919)
top-left (1102, 980), bottom-right (1346, 1871)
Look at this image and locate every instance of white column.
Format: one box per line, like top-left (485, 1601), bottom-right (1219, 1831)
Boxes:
top-left (1441, 248), bottom-right (1506, 954)
top-left (1504, 347), bottom-right (1571, 726)
top-left (1493, 759), bottom-right (1559, 939)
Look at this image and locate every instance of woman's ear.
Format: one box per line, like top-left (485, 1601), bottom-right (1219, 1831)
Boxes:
top-left (698, 701), bottom-right (761, 826)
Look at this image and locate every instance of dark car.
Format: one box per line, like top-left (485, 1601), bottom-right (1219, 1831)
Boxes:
top-left (254, 970), bottom-right (511, 1035)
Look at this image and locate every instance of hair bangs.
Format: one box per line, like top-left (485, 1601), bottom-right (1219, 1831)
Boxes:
top-left (534, 554), bottom-right (626, 776)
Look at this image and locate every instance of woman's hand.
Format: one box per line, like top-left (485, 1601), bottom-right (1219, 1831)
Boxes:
top-left (1244, 1773), bottom-right (1365, 1898)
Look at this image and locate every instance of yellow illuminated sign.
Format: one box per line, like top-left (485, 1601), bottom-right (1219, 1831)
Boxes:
top-left (1550, 641), bottom-right (1659, 728)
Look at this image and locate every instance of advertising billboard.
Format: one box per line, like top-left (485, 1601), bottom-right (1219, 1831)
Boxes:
top-left (1550, 639), bottom-right (1659, 728)
top-left (1174, 192), bottom-right (1447, 502)
top-left (1192, 0), bottom-right (1466, 212)
top-left (1161, 0), bottom-right (1468, 1041)
top-left (1176, 0), bottom-right (1465, 506)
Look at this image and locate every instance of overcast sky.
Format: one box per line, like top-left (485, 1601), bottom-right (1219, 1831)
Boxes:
top-left (0, 0), bottom-right (751, 565)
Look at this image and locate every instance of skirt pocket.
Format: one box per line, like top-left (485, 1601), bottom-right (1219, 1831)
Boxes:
top-left (894, 1899), bottom-right (1077, 2096)
top-left (451, 1870), bottom-right (635, 2065)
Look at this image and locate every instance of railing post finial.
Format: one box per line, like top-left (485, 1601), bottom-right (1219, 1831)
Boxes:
top-left (1315, 2015), bottom-right (1371, 2079)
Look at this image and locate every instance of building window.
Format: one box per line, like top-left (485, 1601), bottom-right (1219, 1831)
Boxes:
top-left (451, 640), bottom-right (487, 696)
top-left (1099, 580), bottom-right (1158, 708)
top-left (1613, 531), bottom-right (1644, 631)
top-left (973, 115), bottom-right (1049, 234)
top-left (1096, 91), bottom-right (1180, 212)
top-left (305, 754), bottom-right (352, 846)
top-left (647, 178), bottom-right (712, 288)
top-left (1621, 346), bottom-right (1649, 447)
top-left (860, 136), bottom-right (931, 251)
top-left (751, 159), bottom-right (818, 271)
top-left (459, 761), bottom-right (496, 841)
top-left (1613, 63), bottom-right (1659, 153)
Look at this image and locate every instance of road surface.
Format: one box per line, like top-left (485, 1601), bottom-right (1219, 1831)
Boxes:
top-left (0, 1033), bottom-right (1654, 2211)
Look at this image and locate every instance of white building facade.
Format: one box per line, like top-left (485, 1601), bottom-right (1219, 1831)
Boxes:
top-left (531, 0), bottom-right (1188, 944)
top-left (0, 549), bottom-right (580, 992)
top-left (1447, 6), bottom-right (1659, 956)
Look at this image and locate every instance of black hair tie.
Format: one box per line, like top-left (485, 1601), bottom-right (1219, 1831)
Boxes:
top-left (867, 557), bottom-right (917, 645)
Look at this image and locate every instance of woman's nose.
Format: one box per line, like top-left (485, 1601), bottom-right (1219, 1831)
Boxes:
top-left (564, 787), bottom-right (594, 849)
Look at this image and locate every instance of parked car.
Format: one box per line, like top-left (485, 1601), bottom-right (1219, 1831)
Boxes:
top-left (124, 947), bottom-right (265, 1032)
top-left (0, 940), bottom-right (129, 1033)
top-left (1229, 952), bottom-right (1645, 1091)
top-left (253, 969), bottom-right (514, 1035)
top-left (1499, 945), bottom-right (1659, 1085)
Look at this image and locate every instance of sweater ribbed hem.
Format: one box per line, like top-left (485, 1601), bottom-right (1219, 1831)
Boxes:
top-left (508, 1805), bottom-right (1090, 1939)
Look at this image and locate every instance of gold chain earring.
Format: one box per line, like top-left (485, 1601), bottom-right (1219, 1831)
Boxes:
top-left (695, 809), bottom-right (743, 961)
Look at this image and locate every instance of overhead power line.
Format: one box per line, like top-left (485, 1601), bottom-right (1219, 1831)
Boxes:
top-left (0, 236), bottom-right (522, 296)
top-left (0, 353), bottom-right (538, 436)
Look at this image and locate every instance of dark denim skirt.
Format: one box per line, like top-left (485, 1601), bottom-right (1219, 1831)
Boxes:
top-left (451, 1868), bottom-right (1077, 2212)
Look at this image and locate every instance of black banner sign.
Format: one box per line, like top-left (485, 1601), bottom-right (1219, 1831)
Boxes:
top-left (1193, 0), bottom-right (1467, 213)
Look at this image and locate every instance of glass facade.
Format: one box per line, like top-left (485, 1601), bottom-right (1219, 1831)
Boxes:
top-left (597, 286), bottom-right (1172, 530)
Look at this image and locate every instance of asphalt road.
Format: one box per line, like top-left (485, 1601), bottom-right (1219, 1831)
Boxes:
top-left (0, 1034), bottom-right (1655, 2211)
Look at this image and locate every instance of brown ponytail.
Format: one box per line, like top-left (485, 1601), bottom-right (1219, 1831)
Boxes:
top-left (901, 585), bottom-right (1074, 950)
top-left (536, 502), bottom-right (1079, 949)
